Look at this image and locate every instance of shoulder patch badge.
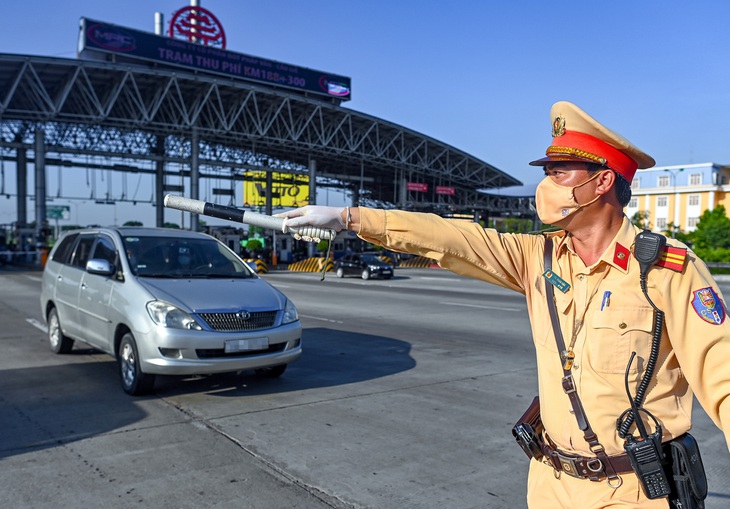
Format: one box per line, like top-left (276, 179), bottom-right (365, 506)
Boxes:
top-left (657, 246), bottom-right (687, 272)
top-left (691, 287), bottom-right (726, 325)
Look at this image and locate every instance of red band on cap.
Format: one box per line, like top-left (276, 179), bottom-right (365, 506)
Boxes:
top-left (548, 130), bottom-right (638, 181)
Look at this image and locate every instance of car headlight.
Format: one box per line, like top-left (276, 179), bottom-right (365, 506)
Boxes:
top-left (369, 265), bottom-right (380, 271)
top-left (282, 299), bottom-right (299, 324)
top-left (146, 300), bottom-right (202, 330)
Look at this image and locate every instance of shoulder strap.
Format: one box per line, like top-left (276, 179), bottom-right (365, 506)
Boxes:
top-left (543, 237), bottom-right (620, 482)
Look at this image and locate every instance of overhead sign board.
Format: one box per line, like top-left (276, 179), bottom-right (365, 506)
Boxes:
top-left (407, 182), bottom-right (428, 192)
top-left (47, 205), bottom-right (71, 220)
top-left (243, 172), bottom-right (309, 208)
top-left (78, 18), bottom-right (352, 101)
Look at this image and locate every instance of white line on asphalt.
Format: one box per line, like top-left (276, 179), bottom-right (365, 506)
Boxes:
top-left (26, 318), bottom-right (46, 332)
top-left (25, 276), bottom-right (43, 282)
top-left (300, 314), bottom-right (344, 324)
top-left (440, 301), bottom-right (522, 312)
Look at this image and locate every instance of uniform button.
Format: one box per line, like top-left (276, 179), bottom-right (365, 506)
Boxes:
top-left (578, 275), bottom-right (584, 281)
top-left (619, 322), bottom-right (627, 329)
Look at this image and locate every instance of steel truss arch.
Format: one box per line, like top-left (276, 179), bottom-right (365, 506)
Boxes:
top-left (0, 53), bottom-right (529, 216)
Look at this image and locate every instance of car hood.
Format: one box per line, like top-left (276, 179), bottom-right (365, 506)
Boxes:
top-left (136, 277), bottom-right (286, 312)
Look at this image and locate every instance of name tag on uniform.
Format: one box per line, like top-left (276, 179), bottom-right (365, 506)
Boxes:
top-left (543, 269), bottom-right (571, 293)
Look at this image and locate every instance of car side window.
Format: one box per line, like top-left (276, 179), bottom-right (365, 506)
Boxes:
top-left (91, 234), bottom-right (117, 265)
top-left (50, 233), bottom-right (79, 264)
top-left (71, 235), bottom-right (96, 269)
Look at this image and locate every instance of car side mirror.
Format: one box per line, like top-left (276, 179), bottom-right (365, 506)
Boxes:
top-left (86, 258), bottom-right (115, 276)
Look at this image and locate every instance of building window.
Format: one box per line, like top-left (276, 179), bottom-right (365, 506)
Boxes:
top-left (688, 217), bottom-right (700, 228)
top-left (657, 196), bottom-right (668, 207)
top-left (656, 218), bottom-right (667, 229)
top-left (688, 195), bottom-right (700, 206)
top-left (689, 173), bottom-right (702, 186)
top-left (631, 178), bottom-right (640, 189)
top-left (628, 198), bottom-right (638, 208)
top-left (658, 175), bottom-right (670, 187)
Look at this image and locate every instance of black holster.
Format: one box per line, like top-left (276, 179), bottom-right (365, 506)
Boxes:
top-left (511, 396), bottom-right (545, 461)
top-left (668, 433), bottom-right (707, 509)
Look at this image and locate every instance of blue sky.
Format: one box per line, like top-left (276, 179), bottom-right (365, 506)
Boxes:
top-left (2, 0), bottom-right (730, 226)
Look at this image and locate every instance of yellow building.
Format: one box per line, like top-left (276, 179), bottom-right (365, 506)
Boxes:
top-left (625, 162), bottom-right (730, 233)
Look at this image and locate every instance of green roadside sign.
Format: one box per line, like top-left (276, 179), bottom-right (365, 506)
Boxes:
top-left (47, 205), bottom-right (71, 220)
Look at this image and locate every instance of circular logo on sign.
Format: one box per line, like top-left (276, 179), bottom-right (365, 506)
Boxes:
top-left (169, 6), bottom-right (226, 49)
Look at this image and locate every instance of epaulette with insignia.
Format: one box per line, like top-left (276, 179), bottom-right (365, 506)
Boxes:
top-left (657, 245), bottom-right (687, 272)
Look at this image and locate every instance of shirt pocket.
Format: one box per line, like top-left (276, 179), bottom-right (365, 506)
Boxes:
top-left (588, 306), bottom-right (654, 374)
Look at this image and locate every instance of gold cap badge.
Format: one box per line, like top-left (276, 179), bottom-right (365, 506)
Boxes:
top-left (552, 116), bottom-right (566, 137)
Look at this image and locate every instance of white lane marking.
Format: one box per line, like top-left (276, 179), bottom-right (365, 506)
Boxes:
top-left (440, 301), bottom-right (522, 312)
top-left (300, 314), bottom-right (344, 324)
top-left (26, 276), bottom-right (43, 283)
top-left (27, 318), bottom-right (47, 332)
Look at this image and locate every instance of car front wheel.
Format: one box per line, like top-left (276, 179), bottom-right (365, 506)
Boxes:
top-left (48, 307), bottom-right (74, 354)
top-left (118, 332), bottom-right (155, 395)
top-left (361, 269), bottom-right (370, 280)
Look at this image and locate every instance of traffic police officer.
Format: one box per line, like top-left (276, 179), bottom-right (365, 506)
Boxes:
top-left (279, 101), bottom-right (730, 508)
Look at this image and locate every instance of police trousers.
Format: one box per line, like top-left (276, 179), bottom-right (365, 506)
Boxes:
top-left (526, 460), bottom-right (670, 509)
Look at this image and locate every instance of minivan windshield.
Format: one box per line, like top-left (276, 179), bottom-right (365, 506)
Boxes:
top-left (121, 235), bottom-right (254, 278)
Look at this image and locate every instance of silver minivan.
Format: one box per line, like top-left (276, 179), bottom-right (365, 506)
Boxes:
top-left (40, 227), bottom-right (302, 395)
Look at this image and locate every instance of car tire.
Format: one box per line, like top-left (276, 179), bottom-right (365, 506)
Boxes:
top-left (255, 364), bottom-right (287, 378)
top-left (118, 332), bottom-right (155, 395)
top-left (48, 307), bottom-right (74, 354)
top-left (361, 269), bottom-right (370, 280)
top-left (336, 267), bottom-right (345, 278)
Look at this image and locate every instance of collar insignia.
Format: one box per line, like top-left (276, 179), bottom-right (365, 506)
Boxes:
top-left (613, 243), bottom-right (630, 271)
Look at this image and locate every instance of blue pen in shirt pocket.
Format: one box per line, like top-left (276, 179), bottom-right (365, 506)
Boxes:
top-left (601, 291), bottom-right (611, 311)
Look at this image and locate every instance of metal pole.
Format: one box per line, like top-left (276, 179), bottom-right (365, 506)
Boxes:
top-left (190, 128), bottom-right (200, 231)
top-left (307, 158), bottom-right (317, 258)
top-left (34, 127), bottom-right (47, 246)
top-left (155, 135), bottom-right (165, 227)
top-left (16, 146), bottom-right (27, 229)
top-left (154, 12), bottom-right (164, 36)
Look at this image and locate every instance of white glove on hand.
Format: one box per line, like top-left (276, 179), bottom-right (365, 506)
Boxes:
top-left (277, 206), bottom-right (346, 233)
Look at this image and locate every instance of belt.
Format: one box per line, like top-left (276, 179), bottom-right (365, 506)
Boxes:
top-left (541, 442), bottom-right (634, 482)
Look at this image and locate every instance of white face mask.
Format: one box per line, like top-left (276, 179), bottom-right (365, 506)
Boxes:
top-left (534, 172), bottom-right (601, 225)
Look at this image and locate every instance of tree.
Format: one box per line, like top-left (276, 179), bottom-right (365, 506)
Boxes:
top-left (692, 205), bottom-right (730, 250)
top-left (496, 218), bottom-right (533, 234)
top-left (630, 210), bottom-right (651, 230)
top-left (662, 222), bottom-right (692, 246)
top-left (123, 220), bottom-right (143, 226)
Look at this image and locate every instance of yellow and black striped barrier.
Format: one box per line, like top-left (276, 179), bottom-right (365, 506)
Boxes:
top-left (244, 258), bottom-right (268, 274)
top-left (288, 257), bottom-right (334, 273)
top-left (398, 256), bottom-right (436, 268)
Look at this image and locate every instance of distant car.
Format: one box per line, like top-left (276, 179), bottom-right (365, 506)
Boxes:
top-left (334, 253), bottom-right (394, 280)
top-left (40, 227), bottom-right (302, 395)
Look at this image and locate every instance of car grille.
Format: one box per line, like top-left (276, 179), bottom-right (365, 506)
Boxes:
top-left (196, 342), bottom-right (287, 359)
top-left (198, 311), bottom-right (278, 331)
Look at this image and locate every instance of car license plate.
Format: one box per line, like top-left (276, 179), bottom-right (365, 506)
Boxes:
top-left (382, 270), bottom-right (392, 275)
top-left (224, 337), bottom-right (269, 353)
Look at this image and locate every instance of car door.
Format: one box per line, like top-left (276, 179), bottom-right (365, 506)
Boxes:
top-left (77, 233), bottom-right (119, 351)
top-left (53, 233), bottom-right (96, 339)
top-left (346, 254), bottom-right (361, 276)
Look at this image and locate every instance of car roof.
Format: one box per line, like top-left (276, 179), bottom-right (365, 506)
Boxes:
top-left (60, 227), bottom-right (215, 240)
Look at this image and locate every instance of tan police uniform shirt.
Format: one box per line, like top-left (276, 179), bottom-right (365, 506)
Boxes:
top-left (357, 207), bottom-right (730, 456)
